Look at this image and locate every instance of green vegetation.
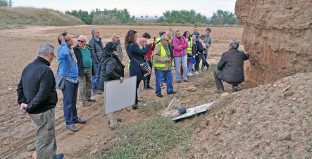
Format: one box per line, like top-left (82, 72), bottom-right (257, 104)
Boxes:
top-left (65, 8), bottom-right (239, 26)
top-left (101, 115), bottom-right (192, 159)
top-left (210, 9), bottom-right (240, 25)
top-left (66, 8), bottom-right (135, 25)
top-left (0, 0), bottom-right (12, 7)
top-left (0, 7), bottom-right (84, 26)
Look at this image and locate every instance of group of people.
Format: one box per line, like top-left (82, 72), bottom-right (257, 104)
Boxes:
top-left (16, 26), bottom-right (249, 159)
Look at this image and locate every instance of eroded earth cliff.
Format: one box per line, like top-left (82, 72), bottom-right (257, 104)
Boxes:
top-left (235, 0), bottom-right (312, 84)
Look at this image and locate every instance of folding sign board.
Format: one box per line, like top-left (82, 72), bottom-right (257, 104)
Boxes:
top-left (172, 100), bottom-right (220, 121)
top-left (104, 76), bottom-right (137, 115)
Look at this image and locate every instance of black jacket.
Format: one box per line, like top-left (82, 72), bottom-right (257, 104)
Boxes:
top-left (17, 57), bottom-right (58, 114)
top-left (194, 40), bottom-right (206, 55)
top-left (217, 48), bottom-right (249, 84)
top-left (98, 42), bottom-right (125, 91)
top-left (73, 44), bottom-right (95, 76)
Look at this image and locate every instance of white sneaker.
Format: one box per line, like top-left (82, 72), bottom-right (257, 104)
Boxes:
top-left (194, 71), bottom-right (199, 75)
top-left (187, 72), bottom-right (193, 77)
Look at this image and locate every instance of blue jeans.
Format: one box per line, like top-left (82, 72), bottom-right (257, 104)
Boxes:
top-left (62, 80), bottom-right (79, 126)
top-left (188, 61), bottom-right (193, 73)
top-left (201, 54), bottom-right (209, 68)
top-left (174, 54), bottom-right (188, 81)
top-left (92, 62), bottom-right (101, 92)
top-left (155, 68), bottom-right (173, 95)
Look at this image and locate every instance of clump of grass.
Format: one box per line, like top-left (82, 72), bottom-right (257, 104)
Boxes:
top-left (101, 115), bottom-right (190, 159)
top-left (139, 99), bottom-right (167, 114)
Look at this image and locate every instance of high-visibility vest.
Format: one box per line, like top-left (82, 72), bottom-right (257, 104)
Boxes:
top-left (187, 38), bottom-right (193, 55)
top-left (128, 44), bottom-right (143, 69)
top-left (153, 43), bottom-right (171, 68)
top-left (156, 37), bottom-right (161, 44)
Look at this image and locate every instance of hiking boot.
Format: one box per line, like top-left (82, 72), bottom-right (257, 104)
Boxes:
top-left (167, 91), bottom-right (177, 95)
top-left (156, 94), bottom-right (163, 98)
top-left (94, 91), bottom-right (102, 95)
top-left (88, 99), bottom-right (96, 102)
top-left (66, 124), bottom-right (79, 132)
top-left (176, 80), bottom-right (181, 83)
top-left (73, 118), bottom-right (86, 124)
top-left (184, 80), bottom-right (189, 82)
top-left (147, 85), bottom-right (153, 89)
top-left (232, 86), bottom-right (239, 92)
top-left (82, 101), bottom-right (91, 106)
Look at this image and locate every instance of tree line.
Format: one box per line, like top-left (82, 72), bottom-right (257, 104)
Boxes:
top-left (66, 8), bottom-right (240, 26)
top-left (0, 0), bottom-right (13, 7)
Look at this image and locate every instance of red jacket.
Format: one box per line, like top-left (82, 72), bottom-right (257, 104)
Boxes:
top-left (144, 43), bottom-right (155, 61)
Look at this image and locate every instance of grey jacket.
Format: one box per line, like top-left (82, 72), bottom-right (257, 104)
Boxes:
top-left (217, 48), bottom-right (249, 84)
top-left (88, 36), bottom-right (104, 63)
top-left (203, 34), bottom-right (211, 54)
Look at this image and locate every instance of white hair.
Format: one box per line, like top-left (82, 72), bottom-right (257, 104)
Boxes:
top-left (38, 43), bottom-right (54, 56)
top-left (78, 35), bottom-right (87, 41)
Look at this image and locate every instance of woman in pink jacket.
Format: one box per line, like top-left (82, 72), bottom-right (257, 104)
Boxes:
top-left (173, 29), bottom-right (189, 82)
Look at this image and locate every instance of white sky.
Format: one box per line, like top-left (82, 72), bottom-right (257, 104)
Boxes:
top-left (12, 0), bottom-right (237, 17)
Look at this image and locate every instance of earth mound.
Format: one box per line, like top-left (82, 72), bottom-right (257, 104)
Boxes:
top-left (0, 7), bottom-right (84, 26)
top-left (191, 72), bottom-right (312, 158)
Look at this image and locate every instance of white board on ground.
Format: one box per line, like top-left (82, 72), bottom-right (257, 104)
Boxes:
top-left (104, 76), bottom-right (137, 115)
top-left (172, 100), bottom-right (220, 121)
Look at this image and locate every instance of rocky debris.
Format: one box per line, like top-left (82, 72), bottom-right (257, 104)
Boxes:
top-left (191, 72), bottom-right (312, 158)
top-left (187, 87), bottom-right (197, 92)
top-left (236, 0), bottom-right (312, 84)
top-left (26, 144), bottom-right (36, 151)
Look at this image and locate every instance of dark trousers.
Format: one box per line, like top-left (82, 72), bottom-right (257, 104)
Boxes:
top-left (214, 70), bottom-right (238, 91)
top-left (195, 55), bottom-right (201, 71)
top-left (62, 80), bottom-right (79, 126)
top-left (135, 80), bottom-right (141, 104)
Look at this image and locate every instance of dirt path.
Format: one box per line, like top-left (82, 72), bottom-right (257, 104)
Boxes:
top-left (0, 25), bottom-right (244, 158)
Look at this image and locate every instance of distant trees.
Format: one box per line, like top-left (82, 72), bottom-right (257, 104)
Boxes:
top-left (65, 10), bottom-right (93, 24)
top-left (65, 8), bottom-right (239, 26)
top-left (66, 8), bottom-right (134, 25)
top-left (0, 0), bottom-right (13, 7)
top-left (157, 9), bottom-right (208, 24)
top-left (210, 9), bottom-right (239, 25)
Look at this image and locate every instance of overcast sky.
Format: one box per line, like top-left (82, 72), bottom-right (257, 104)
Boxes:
top-left (12, 0), bottom-right (237, 17)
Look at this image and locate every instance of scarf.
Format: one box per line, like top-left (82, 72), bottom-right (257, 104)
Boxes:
top-left (68, 47), bottom-right (77, 64)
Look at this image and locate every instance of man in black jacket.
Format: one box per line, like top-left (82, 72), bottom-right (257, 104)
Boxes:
top-left (74, 35), bottom-right (96, 106)
top-left (17, 43), bottom-right (63, 159)
top-left (214, 41), bottom-right (249, 92)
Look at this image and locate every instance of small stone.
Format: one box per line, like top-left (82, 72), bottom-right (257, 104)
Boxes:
top-left (284, 91), bottom-right (294, 97)
top-left (242, 100), bottom-right (248, 104)
top-left (255, 151), bottom-right (261, 156)
top-left (231, 151), bottom-right (236, 155)
top-left (273, 84), bottom-right (277, 87)
top-left (86, 136), bottom-right (91, 139)
top-left (7, 87), bottom-right (13, 91)
top-left (221, 92), bottom-right (229, 97)
top-left (90, 148), bottom-right (98, 155)
top-left (278, 83), bottom-right (287, 88)
top-left (27, 144), bottom-right (36, 151)
top-left (187, 87), bottom-right (197, 92)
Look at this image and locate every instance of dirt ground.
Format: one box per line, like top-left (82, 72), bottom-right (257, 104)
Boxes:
top-left (0, 25), bottom-right (244, 158)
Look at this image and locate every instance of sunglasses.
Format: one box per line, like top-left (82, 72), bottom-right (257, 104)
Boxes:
top-left (78, 40), bottom-right (85, 43)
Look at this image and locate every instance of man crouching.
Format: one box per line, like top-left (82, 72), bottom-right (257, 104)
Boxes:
top-left (214, 41), bottom-right (249, 93)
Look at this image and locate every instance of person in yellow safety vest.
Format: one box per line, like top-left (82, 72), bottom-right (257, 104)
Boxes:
top-left (152, 35), bottom-right (176, 98)
top-left (156, 31), bottom-right (166, 44)
top-left (183, 31), bottom-right (194, 77)
top-left (187, 35), bottom-right (196, 76)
